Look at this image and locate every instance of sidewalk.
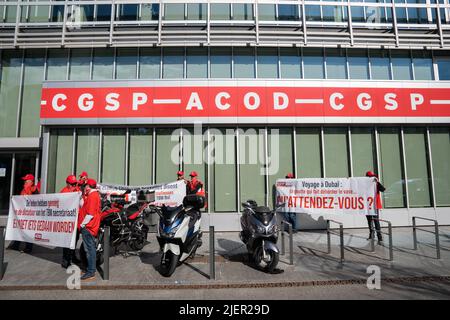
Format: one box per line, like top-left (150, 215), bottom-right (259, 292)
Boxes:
top-left (0, 226), bottom-right (449, 290)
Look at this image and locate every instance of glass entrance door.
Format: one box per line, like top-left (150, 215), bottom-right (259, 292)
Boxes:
top-left (0, 154), bottom-right (13, 215)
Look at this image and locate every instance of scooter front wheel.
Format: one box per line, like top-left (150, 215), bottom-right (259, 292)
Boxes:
top-left (159, 251), bottom-right (180, 277)
top-left (254, 247), bottom-right (279, 273)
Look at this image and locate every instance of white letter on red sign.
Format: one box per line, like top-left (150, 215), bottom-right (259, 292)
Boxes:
top-left (186, 92), bottom-right (203, 110)
top-left (273, 92), bottom-right (289, 110)
top-left (244, 92), bottom-right (260, 110)
top-left (105, 93), bottom-right (120, 111)
top-left (410, 93), bottom-right (424, 111)
top-left (132, 93), bottom-right (148, 111)
top-left (384, 93), bottom-right (398, 110)
top-left (78, 93), bottom-right (94, 112)
top-left (330, 93), bottom-right (344, 110)
top-left (357, 93), bottom-right (372, 111)
top-left (52, 93), bottom-right (67, 112)
top-left (215, 92), bottom-right (231, 110)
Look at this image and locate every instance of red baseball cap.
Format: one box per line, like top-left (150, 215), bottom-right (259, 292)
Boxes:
top-left (79, 171), bottom-right (88, 178)
top-left (285, 173), bottom-right (294, 178)
top-left (66, 175), bottom-right (77, 184)
top-left (21, 174), bottom-right (35, 181)
top-left (366, 171), bottom-right (377, 177)
top-left (177, 171), bottom-right (184, 176)
top-left (189, 171), bottom-right (198, 177)
top-left (86, 178), bottom-right (97, 188)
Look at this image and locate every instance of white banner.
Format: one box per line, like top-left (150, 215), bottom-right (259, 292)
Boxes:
top-left (97, 180), bottom-right (186, 207)
top-left (276, 177), bottom-right (377, 216)
top-left (5, 192), bottom-right (80, 249)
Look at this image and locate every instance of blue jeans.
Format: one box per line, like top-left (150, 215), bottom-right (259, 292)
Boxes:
top-left (81, 228), bottom-right (96, 275)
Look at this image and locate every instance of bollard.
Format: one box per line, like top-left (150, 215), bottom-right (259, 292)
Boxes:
top-left (0, 226), bottom-right (5, 281)
top-left (371, 226), bottom-right (375, 252)
top-left (288, 223), bottom-right (293, 265)
top-left (388, 223), bottom-right (393, 261)
top-left (103, 227), bottom-right (110, 281)
top-left (209, 226), bottom-right (215, 280)
top-left (339, 224), bottom-right (344, 263)
top-left (412, 217), bottom-right (417, 250)
top-left (326, 220), bottom-right (331, 254)
top-left (434, 221), bottom-right (441, 260)
top-left (281, 222), bottom-right (285, 255)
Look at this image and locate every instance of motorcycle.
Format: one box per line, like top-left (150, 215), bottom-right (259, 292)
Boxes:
top-left (239, 199), bottom-right (280, 273)
top-left (156, 194), bottom-right (205, 277)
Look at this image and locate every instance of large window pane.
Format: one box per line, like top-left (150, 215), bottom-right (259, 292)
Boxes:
top-left (239, 128), bottom-right (266, 207)
top-left (101, 129), bottom-right (126, 185)
top-left (51, 4), bottom-right (65, 22)
top-left (404, 127), bottom-right (431, 207)
top-left (46, 49), bottom-right (68, 81)
top-left (116, 48), bottom-right (137, 79)
top-left (210, 47), bottom-right (232, 78)
top-left (391, 51), bottom-right (413, 80)
top-left (234, 47), bottom-right (255, 78)
top-left (117, 4), bottom-right (138, 21)
top-left (0, 154), bottom-right (12, 215)
top-left (187, 3), bottom-right (207, 20)
top-left (211, 4), bottom-right (231, 20)
top-left (164, 4), bottom-right (184, 20)
top-left (305, 5), bottom-right (321, 21)
top-left (96, 5), bottom-right (111, 21)
top-left (351, 127), bottom-right (376, 177)
top-left (324, 127), bottom-right (349, 177)
top-left (322, 6), bottom-right (346, 22)
top-left (0, 50), bottom-right (22, 137)
top-left (437, 59), bottom-right (450, 80)
top-left (47, 129), bottom-right (73, 193)
top-left (378, 127), bottom-right (406, 208)
top-left (412, 51), bottom-right (434, 80)
top-left (210, 128), bottom-right (237, 212)
top-left (348, 50), bottom-right (369, 80)
top-left (280, 48), bottom-right (301, 79)
top-left (69, 48), bottom-right (91, 80)
top-left (430, 128), bottom-right (450, 206)
top-left (326, 49), bottom-right (347, 79)
top-left (186, 47), bottom-right (207, 78)
top-left (278, 4), bottom-right (300, 21)
top-left (257, 48), bottom-right (278, 78)
top-left (370, 50), bottom-right (391, 80)
top-left (155, 128), bottom-right (180, 184)
top-left (233, 4), bottom-right (253, 20)
top-left (129, 128), bottom-right (153, 185)
top-left (5, 3), bottom-right (17, 23)
top-left (258, 4), bottom-right (276, 21)
top-left (92, 48), bottom-right (114, 80)
top-left (182, 127), bottom-right (207, 193)
top-left (25, 5), bottom-right (50, 23)
top-left (20, 49), bottom-right (45, 137)
top-left (139, 47), bottom-right (160, 79)
top-left (76, 128), bottom-right (99, 181)
top-left (163, 48), bottom-right (184, 79)
top-left (141, 4), bottom-right (159, 21)
top-left (296, 127), bottom-right (322, 178)
top-left (303, 48), bottom-right (324, 79)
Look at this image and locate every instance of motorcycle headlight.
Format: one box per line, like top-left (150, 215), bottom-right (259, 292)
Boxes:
top-left (162, 224), bottom-right (180, 238)
top-left (257, 226), bottom-right (266, 234)
top-left (270, 224), bottom-right (279, 233)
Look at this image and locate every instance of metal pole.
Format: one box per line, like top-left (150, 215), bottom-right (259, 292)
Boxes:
top-left (434, 221), bottom-right (441, 260)
top-left (281, 221), bottom-right (285, 255)
top-left (327, 220), bottom-right (331, 254)
top-left (339, 224), bottom-right (344, 263)
top-left (371, 224), bottom-right (375, 252)
top-left (209, 225), bottom-right (215, 280)
top-left (0, 226), bottom-right (5, 280)
top-left (412, 217), bottom-right (417, 250)
top-left (388, 223), bottom-right (393, 261)
top-left (103, 227), bottom-right (110, 281)
top-left (288, 223), bottom-right (293, 265)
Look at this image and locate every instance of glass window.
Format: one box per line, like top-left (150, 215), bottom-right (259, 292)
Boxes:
top-left (378, 127), bottom-right (406, 208)
top-left (5, 2), bottom-right (17, 23)
top-left (0, 154), bottom-right (12, 215)
top-left (155, 128), bottom-right (180, 184)
top-left (182, 127), bottom-right (207, 192)
top-left (391, 51), bottom-right (413, 80)
top-left (101, 129), bottom-right (126, 185)
top-left (92, 48), bottom-right (114, 80)
top-left (437, 59), bottom-right (450, 80)
top-left (116, 48), bottom-right (138, 79)
top-left (46, 49), bottom-right (68, 81)
top-left (117, 4), bottom-right (138, 21)
top-left (47, 129), bottom-right (73, 193)
top-left (326, 49), bottom-right (347, 79)
top-left (211, 4), bottom-right (231, 20)
top-left (139, 47), bottom-right (161, 79)
top-left (322, 6), bottom-right (346, 22)
top-left (164, 4), bottom-right (185, 20)
top-left (129, 128), bottom-right (153, 185)
top-left (412, 51), bottom-right (434, 80)
top-left (351, 127), bottom-right (376, 177)
top-left (22, 4), bottom-right (50, 23)
top-left (395, 7), bottom-right (407, 23)
top-left (351, 6), bottom-right (365, 22)
top-left (257, 48), bottom-right (279, 78)
top-left (69, 48), bottom-right (91, 80)
top-left (234, 47), bottom-right (255, 78)
top-left (239, 128), bottom-right (266, 207)
top-left (404, 127), bottom-right (432, 207)
top-left (210, 47), bottom-right (232, 78)
top-left (186, 47), bottom-right (207, 78)
top-left (163, 47), bottom-right (184, 79)
top-left (13, 153), bottom-right (37, 196)
top-left (76, 128), bottom-right (100, 181)
top-left (96, 5), bottom-right (111, 21)
top-left (429, 128), bottom-right (450, 206)
top-left (303, 48), bottom-right (325, 79)
top-left (187, 3), bottom-right (207, 20)
top-left (296, 127), bottom-right (322, 178)
top-left (305, 5), bottom-right (321, 21)
top-left (268, 128), bottom-right (293, 208)
top-left (258, 4), bottom-right (276, 21)
top-left (348, 50), bottom-right (369, 80)
top-left (280, 48), bottom-right (301, 79)
top-left (51, 4), bottom-right (65, 22)
top-left (141, 4), bottom-right (159, 21)
top-left (69, 5), bottom-right (94, 22)
top-left (20, 49), bottom-right (45, 138)
top-left (324, 127), bottom-right (349, 177)
top-left (233, 3), bottom-right (253, 20)
top-left (278, 4), bottom-right (300, 21)
top-left (369, 50), bottom-right (391, 80)
top-left (209, 128), bottom-right (237, 212)
top-left (0, 50), bottom-right (22, 137)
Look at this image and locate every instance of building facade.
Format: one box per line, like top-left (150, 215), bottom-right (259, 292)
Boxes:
top-left (0, 0), bottom-right (450, 230)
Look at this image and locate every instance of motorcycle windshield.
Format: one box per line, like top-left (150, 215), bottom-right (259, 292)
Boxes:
top-left (161, 205), bottom-right (184, 224)
top-left (254, 206), bottom-right (274, 226)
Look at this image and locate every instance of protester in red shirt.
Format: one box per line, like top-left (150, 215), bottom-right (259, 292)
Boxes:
top-left (78, 178), bottom-right (101, 281)
top-left (366, 171), bottom-right (386, 244)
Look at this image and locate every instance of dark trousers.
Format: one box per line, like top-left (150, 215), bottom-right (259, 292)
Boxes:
top-left (10, 241), bottom-right (33, 252)
top-left (366, 214), bottom-right (382, 241)
top-left (81, 228), bottom-right (96, 275)
top-left (62, 231), bottom-right (80, 264)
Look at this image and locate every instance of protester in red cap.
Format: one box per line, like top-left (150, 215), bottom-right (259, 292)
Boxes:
top-left (60, 174), bottom-right (82, 269)
top-left (366, 170), bottom-right (386, 244)
top-left (187, 171), bottom-right (204, 195)
top-left (78, 171), bottom-right (88, 193)
top-left (177, 170), bottom-right (188, 186)
top-left (285, 173), bottom-right (294, 179)
top-left (78, 178), bottom-right (101, 281)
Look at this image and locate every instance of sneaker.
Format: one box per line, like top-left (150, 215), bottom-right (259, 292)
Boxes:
top-left (80, 273), bottom-right (95, 281)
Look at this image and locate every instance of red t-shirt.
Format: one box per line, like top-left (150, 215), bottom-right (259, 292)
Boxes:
top-left (78, 190), bottom-right (101, 237)
top-left (60, 186), bottom-right (76, 193)
top-left (21, 181), bottom-right (38, 195)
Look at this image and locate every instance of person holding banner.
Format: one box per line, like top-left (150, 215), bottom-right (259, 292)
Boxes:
top-left (366, 171), bottom-right (386, 244)
top-left (187, 171), bottom-right (207, 209)
top-left (78, 178), bottom-right (101, 281)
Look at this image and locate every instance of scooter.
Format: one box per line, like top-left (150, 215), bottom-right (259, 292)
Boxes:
top-left (240, 200), bottom-right (280, 273)
top-left (156, 194), bottom-right (205, 277)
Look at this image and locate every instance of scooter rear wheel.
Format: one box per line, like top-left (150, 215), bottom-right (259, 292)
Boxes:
top-left (159, 251), bottom-right (180, 277)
